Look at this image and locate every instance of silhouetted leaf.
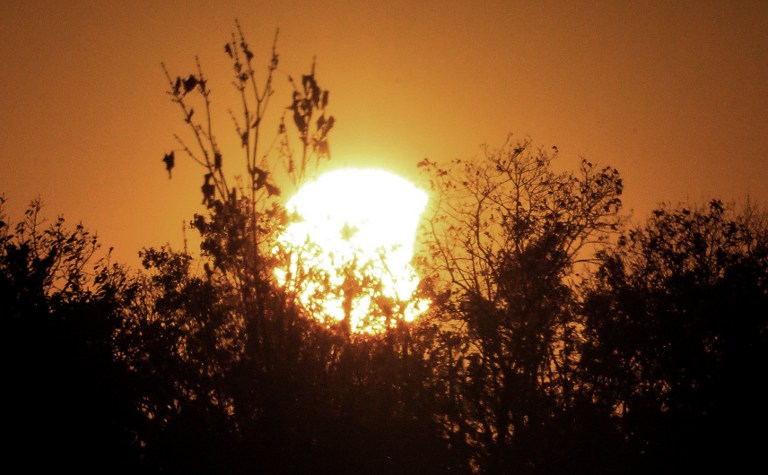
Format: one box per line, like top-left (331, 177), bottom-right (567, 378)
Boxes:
top-left (265, 183), bottom-right (280, 197)
top-left (200, 173), bottom-right (216, 206)
top-left (192, 214), bottom-right (207, 232)
top-left (201, 181), bottom-right (215, 206)
top-left (253, 166), bottom-right (267, 190)
top-left (340, 223), bottom-right (357, 240)
top-left (316, 140), bottom-right (329, 157)
top-left (183, 75), bottom-right (198, 93)
top-left (302, 74), bottom-right (313, 92)
top-left (162, 151), bottom-right (175, 178)
top-left (293, 109), bottom-right (306, 133)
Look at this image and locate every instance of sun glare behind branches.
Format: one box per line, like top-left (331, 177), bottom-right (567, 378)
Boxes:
top-left (275, 168), bottom-right (429, 334)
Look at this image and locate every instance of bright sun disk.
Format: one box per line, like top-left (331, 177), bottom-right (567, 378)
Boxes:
top-left (275, 168), bottom-right (429, 334)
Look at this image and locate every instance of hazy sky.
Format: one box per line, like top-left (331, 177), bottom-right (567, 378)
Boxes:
top-left (2, 0), bottom-right (766, 266)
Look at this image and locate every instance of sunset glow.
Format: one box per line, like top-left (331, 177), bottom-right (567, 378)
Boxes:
top-left (275, 168), bottom-right (429, 334)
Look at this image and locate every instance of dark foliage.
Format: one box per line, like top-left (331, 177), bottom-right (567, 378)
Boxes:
top-left (1, 198), bottom-right (141, 471)
top-left (137, 22), bottom-right (451, 474)
top-left (4, 23), bottom-right (768, 475)
top-left (418, 137), bottom-right (625, 473)
top-left (581, 200), bottom-right (768, 472)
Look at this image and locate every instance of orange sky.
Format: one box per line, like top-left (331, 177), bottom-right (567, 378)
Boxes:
top-left (2, 0), bottom-right (767, 267)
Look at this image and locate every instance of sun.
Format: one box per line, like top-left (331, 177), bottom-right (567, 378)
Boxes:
top-left (275, 168), bottom-right (430, 334)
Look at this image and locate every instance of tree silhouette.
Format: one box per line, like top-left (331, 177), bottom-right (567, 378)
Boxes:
top-left (0, 197), bottom-right (141, 471)
top-left (580, 200), bottom-right (768, 472)
top-left (418, 136), bottom-right (624, 473)
top-left (8, 19), bottom-right (767, 474)
top-left (127, 23), bottom-right (453, 473)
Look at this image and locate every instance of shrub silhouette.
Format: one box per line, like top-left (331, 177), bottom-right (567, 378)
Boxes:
top-left (1, 197), bottom-right (141, 471)
top-left (581, 200), bottom-right (768, 472)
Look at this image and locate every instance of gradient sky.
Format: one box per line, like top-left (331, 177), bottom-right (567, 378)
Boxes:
top-left (2, 0), bottom-right (766, 267)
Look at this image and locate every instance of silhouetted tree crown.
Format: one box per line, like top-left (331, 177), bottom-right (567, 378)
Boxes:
top-left (581, 199), bottom-right (768, 472)
top-left (417, 136), bottom-right (624, 473)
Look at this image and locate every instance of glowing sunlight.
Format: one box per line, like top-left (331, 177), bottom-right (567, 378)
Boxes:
top-left (275, 168), bottom-right (430, 334)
